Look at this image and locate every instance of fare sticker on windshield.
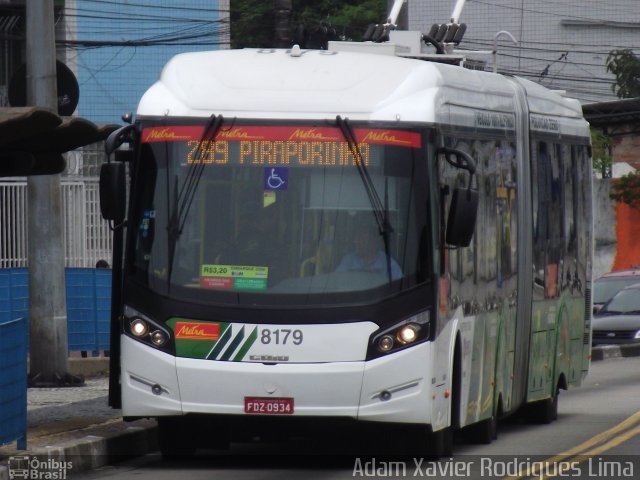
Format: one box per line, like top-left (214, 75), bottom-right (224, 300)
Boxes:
top-left (200, 264), bottom-right (268, 290)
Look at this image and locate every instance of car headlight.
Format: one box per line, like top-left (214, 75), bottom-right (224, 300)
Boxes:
top-left (124, 306), bottom-right (172, 351)
top-left (367, 310), bottom-right (431, 360)
top-left (634, 330), bottom-right (640, 340)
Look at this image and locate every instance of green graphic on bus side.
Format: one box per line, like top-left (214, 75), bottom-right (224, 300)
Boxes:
top-left (167, 318), bottom-right (258, 361)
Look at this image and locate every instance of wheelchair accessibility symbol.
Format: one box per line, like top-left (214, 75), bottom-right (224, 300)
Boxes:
top-left (264, 167), bottom-right (288, 191)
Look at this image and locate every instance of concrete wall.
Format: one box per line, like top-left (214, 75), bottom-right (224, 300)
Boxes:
top-left (593, 178), bottom-right (616, 279)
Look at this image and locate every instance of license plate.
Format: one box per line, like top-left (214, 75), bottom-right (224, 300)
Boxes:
top-left (244, 397), bottom-right (294, 415)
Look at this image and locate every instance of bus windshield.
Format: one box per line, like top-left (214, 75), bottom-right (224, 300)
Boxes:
top-left (129, 120), bottom-right (432, 306)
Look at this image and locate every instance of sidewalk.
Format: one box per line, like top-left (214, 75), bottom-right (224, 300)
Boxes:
top-left (1, 345), bottom-right (639, 479)
top-left (0, 359), bottom-right (158, 480)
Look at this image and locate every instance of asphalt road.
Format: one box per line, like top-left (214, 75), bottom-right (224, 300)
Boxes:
top-left (73, 356), bottom-right (640, 480)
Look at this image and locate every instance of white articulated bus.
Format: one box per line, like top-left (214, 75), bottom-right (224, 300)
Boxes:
top-left (100, 14), bottom-right (592, 458)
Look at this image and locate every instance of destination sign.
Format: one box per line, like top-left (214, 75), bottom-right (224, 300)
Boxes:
top-left (141, 125), bottom-right (422, 167)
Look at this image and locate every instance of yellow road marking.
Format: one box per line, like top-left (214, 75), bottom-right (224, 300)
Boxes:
top-left (504, 410), bottom-right (640, 480)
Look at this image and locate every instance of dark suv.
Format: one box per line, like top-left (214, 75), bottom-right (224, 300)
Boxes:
top-left (593, 269), bottom-right (640, 313)
top-left (593, 282), bottom-right (640, 345)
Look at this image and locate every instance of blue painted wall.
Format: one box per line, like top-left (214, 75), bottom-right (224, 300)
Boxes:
top-left (72, 0), bottom-right (227, 125)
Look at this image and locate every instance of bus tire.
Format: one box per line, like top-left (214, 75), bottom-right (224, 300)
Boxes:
top-left (432, 427), bottom-right (454, 458)
top-left (466, 414), bottom-right (497, 444)
top-left (405, 425), bottom-right (453, 458)
top-left (158, 417), bottom-right (197, 459)
top-left (527, 391), bottom-right (559, 424)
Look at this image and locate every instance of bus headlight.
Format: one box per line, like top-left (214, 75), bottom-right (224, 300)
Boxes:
top-left (124, 306), bottom-right (173, 352)
top-left (377, 335), bottom-right (395, 352)
top-left (397, 324), bottom-right (420, 344)
top-left (130, 318), bottom-right (149, 337)
top-left (368, 310), bottom-right (430, 359)
top-left (150, 330), bottom-right (168, 346)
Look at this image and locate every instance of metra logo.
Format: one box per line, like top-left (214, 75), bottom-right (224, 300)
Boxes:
top-left (143, 127), bottom-right (191, 142)
top-left (216, 127), bottom-right (263, 140)
top-left (288, 128), bottom-right (338, 141)
top-left (175, 322), bottom-right (220, 340)
top-left (362, 130), bottom-right (411, 145)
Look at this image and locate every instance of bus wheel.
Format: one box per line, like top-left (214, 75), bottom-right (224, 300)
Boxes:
top-left (405, 426), bottom-right (453, 458)
top-left (466, 414), bottom-right (497, 444)
top-left (527, 391), bottom-right (559, 424)
top-left (431, 427), bottom-right (454, 458)
top-left (158, 417), bottom-right (197, 459)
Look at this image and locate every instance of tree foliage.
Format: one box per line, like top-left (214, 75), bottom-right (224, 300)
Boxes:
top-left (611, 172), bottom-right (640, 209)
top-left (230, 1), bottom-right (274, 49)
top-left (231, 0), bottom-right (387, 49)
top-left (591, 128), bottom-right (612, 178)
top-left (606, 49), bottom-right (640, 99)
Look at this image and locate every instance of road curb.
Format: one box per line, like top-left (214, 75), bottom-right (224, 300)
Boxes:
top-left (2, 348), bottom-right (639, 479)
top-left (0, 421), bottom-right (157, 480)
top-left (591, 344), bottom-right (640, 361)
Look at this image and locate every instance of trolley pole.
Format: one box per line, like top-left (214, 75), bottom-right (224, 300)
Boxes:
top-left (387, 0), bottom-right (408, 29)
top-left (26, 1), bottom-right (74, 386)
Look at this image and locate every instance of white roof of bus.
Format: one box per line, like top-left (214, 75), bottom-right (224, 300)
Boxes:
top-left (137, 47), bottom-right (586, 126)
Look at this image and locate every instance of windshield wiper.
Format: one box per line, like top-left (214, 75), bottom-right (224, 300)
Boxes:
top-left (167, 114), bottom-right (224, 281)
top-left (335, 115), bottom-right (394, 283)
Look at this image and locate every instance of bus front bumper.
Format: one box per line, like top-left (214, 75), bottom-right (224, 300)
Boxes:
top-left (121, 335), bottom-right (434, 424)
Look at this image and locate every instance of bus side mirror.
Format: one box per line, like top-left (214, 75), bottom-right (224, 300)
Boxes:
top-left (99, 162), bottom-right (126, 223)
top-left (446, 187), bottom-right (478, 247)
top-left (105, 124), bottom-right (136, 156)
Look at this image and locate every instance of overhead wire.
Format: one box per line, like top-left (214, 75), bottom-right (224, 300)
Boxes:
top-left (425, 0), bottom-right (640, 100)
top-left (57, 1), bottom-right (230, 48)
top-left (16, 0), bottom-right (633, 101)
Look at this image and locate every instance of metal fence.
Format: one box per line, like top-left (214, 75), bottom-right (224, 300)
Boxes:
top-left (0, 143), bottom-right (112, 269)
top-left (0, 268), bottom-right (112, 353)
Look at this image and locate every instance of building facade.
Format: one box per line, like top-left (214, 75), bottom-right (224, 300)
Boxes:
top-left (0, 1), bottom-right (229, 268)
top-left (64, 0), bottom-right (229, 125)
top-left (409, 0), bottom-right (640, 105)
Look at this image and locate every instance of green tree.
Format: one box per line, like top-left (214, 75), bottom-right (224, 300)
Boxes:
top-left (605, 49), bottom-right (640, 99)
top-left (231, 0), bottom-right (386, 49)
top-left (230, 1), bottom-right (274, 48)
top-left (293, 0), bottom-right (386, 45)
top-left (591, 128), bottom-right (612, 178)
top-left (610, 172), bottom-right (640, 209)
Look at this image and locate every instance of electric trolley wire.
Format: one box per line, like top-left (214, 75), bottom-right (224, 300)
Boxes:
top-left (467, 0), bottom-right (640, 25)
top-left (28, 1), bottom-right (637, 100)
top-left (79, 0), bottom-right (230, 14)
top-left (55, 0), bottom-right (230, 48)
top-left (429, 0), bottom-right (639, 99)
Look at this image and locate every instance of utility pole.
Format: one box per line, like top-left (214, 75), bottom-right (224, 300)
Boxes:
top-left (26, 1), bottom-right (75, 386)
